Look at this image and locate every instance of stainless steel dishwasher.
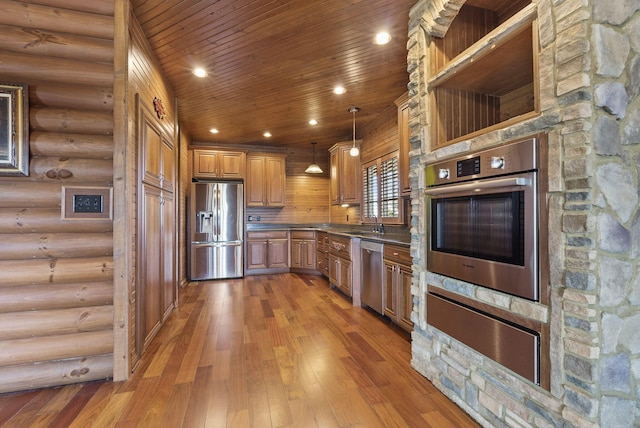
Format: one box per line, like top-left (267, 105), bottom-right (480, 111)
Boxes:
top-left (361, 240), bottom-right (384, 314)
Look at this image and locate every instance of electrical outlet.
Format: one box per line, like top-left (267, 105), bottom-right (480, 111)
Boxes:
top-left (63, 186), bottom-right (112, 220)
top-left (73, 195), bottom-right (103, 213)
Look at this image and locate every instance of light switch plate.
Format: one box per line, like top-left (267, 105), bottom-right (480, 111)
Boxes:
top-left (62, 186), bottom-right (112, 220)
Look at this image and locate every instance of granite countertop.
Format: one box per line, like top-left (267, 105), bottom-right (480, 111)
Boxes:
top-left (246, 223), bottom-right (410, 246)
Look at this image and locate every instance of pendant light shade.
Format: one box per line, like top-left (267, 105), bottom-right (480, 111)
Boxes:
top-left (349, 106), bottom-right (360, 157)
top-left (305, 141), bottom-right (323, 174)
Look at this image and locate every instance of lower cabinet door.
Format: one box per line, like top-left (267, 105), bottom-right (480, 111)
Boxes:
top-left (246, 240), bottom-right (268, 270)
top-left (399, 264), bottom-right (414, 331)
top-left (267, 238), bottom-right (289, 268)
top-left (383, 262), bottom-right (397, 319)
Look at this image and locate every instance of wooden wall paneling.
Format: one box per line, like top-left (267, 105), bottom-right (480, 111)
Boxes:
top-left (0, 0), bottom-right (117, 393)
top-left (0, 282), bottom-right (113, 313)
top-left (0, 51), bottom-right (113, 87)
top-left (0, 306), bottom-right (114, 340)
top-left (29, 158), bottom-right (113, 183)
top-left (30, 107), bottom-right (113, 135)
top-left (359, 104), bottom-right (398, 164)
top-left (0, 232), bottom-right (112, 260)
top-left (0, 23), bottom-right (114, 62)
top-left (0, 355), bottom-right (113, 395)
top-left (0, 256), bottom-right (113, 287)
top-left (0, 330), bottom-right (113, 368)
top-left (30, 133), bottom-right (113, 159)
top-left (30, 84), bottom-right (114, 112)
top-left (0, 0), bottom-right (114, 39)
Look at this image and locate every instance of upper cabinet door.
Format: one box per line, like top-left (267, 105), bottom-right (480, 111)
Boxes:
top-left (219, 151), bottom-right (246, 179)
top-left (192, 150), bottom-right (246, 179)
top-left (329, 142), bottom-right (361, 206)
top-left (192, 150), bottom-right (219, 178)
top-left (140, 117), bottom-right (163, 188)
top-left (396, 92), bottom-right (410, 197)
top-left (329, 149), bottom-right (339, 205)
top-left (161, 138), bottom-right (175, 193)
top-left (246, 156), bottom-right (266, 206)
top-left (265, 156), bottom-right (286, 206)
top-left (340, 145), bottom-right (360, 205)
top-left (246, 154), bottom-right (286, 207)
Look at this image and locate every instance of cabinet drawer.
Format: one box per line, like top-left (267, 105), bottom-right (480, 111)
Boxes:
top-left (291, 230), bottom-right (316, 240)
top-left (384, 244), bottom-right (411, 265)
top-left (328, 235), bottom-right (351, 259)
top-left (246, 230), bottom-right (288, 240)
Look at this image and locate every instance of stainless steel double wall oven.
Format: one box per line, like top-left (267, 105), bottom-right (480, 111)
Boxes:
top-left (425, 134), bottom-right (549, 387)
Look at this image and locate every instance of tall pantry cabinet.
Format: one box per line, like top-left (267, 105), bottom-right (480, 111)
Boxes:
top-left (136, 96), bottom-right (177, 362)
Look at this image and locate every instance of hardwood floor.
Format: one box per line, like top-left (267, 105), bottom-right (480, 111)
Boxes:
top-left (0, 274), bottom-right (480, 428)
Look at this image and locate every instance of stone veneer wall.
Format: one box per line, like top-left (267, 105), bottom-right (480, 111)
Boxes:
top-left (406, 0), bottom-right (640, 427)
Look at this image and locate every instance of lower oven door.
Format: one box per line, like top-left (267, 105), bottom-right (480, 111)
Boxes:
top-left (425, 172), bottom-right (538, 300)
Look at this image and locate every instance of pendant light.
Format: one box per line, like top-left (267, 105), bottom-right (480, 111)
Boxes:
top-left (349, 106), bottom-right (360, 157)
top-left (305, 141), bottom-right (323, 174)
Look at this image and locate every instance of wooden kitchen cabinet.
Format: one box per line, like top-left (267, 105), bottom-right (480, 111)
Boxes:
top-left (383, 244), bottom-right (413, 332)
top-left (329, 142), bottom-right (361, 206)
top-left (245, 230), bottom-right (289, 274)
top-left (316, 231), bottom-right (329, 277)
top-left (396, 92), bottom-right (410, 197)
top-left (290, 230), bottom-right (316, 271)
top-left (246, 154), bottom-right (286, 207)
top-left (192, 149), bottom-right (246, 179)
top-left (137, 96), bottom-right (176, 360)
top-left (328, 234), bottom-right (352, 296)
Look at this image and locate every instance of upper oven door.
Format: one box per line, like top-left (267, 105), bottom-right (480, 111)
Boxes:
top-left (425, 172), bottom-right (539, 301)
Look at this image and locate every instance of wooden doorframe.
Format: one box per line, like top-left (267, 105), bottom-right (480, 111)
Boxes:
top-left (112, 0), bottom-right (131, 382)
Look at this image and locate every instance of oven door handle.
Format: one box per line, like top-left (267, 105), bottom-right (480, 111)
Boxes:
top-left (424, 177), bottom-right (530, 196)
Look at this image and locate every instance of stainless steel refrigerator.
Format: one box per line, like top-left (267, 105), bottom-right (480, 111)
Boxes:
top-left (189, 181), bottom-right (243, 280)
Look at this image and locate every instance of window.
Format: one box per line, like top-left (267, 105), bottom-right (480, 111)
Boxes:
top-left (362, 151), bottom-right (402, 225)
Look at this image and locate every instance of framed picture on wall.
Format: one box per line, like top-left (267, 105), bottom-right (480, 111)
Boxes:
top-left (0, 82), bottom-right (29, 176)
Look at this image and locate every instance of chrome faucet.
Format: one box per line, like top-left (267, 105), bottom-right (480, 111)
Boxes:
top-left (371, 221), bottom-right (385, 234)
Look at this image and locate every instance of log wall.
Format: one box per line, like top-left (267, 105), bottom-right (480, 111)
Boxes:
top-left (0, 0), bottom-right (116, 393)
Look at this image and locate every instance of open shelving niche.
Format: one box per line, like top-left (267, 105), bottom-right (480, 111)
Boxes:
top-left (428, 1), bottom-right (539, 148)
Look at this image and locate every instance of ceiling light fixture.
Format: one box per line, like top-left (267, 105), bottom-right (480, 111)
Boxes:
top-left (373, 32), bottom-right (392, 45)
top-left (309, 119), bottom-right (318, 125)
top-left (193, 67), bottom-right (207, 78)
top-left (349, 106), bottom-right (360, 157)
top-left (333, 86), bottom-right (346, 95)
top-left (305, 142), bottom-right (323, 174)
top-left (209, 128), bottom-right (219, 134)
top-left (263, 131), bottom-right (272, 138)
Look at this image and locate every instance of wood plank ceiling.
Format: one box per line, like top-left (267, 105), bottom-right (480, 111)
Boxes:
top-left (131, 0), bottom-right (416, 150)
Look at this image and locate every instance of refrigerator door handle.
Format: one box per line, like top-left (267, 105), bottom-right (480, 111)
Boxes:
top-left (213, 184), bottom-right (220, 240)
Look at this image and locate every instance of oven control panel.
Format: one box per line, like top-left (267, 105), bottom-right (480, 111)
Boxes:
top-left (456, 156), bottom-right (480, 177)
top-left (425, 136), bottom-right (539, 186)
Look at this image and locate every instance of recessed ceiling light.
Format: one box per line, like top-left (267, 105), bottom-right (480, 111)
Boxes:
top-left (309, 119), bottom-right (318, 125)
top-left (373, 32), bottom-right (391, 45)
top-left (263, 131), bottom-right (272, 138)
top-left (193, 67), bottom-right (207, 77)
top-left (333, 86), bottom-right (346, 95)
top-left (209, 128), bottom-right (219, 134)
